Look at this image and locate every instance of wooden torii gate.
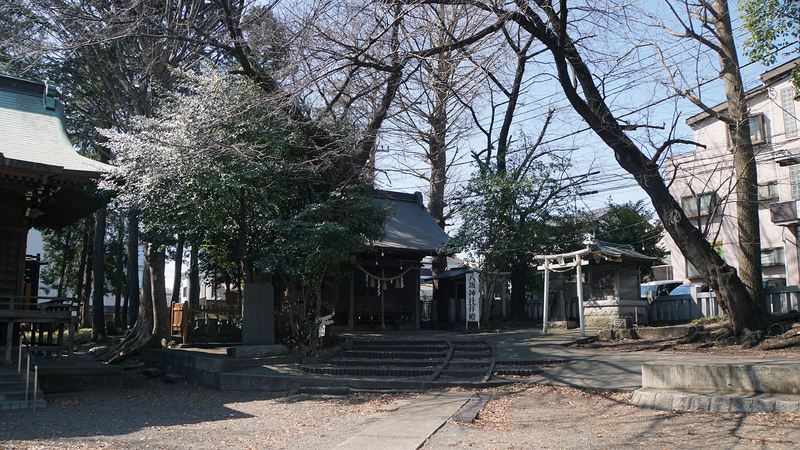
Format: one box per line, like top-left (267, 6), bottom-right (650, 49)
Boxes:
top-left (534, 249), bottom-right (591, 337)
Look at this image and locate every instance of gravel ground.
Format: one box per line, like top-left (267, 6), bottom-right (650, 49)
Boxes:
top-left (3, 373), bottom-right (800, 450)
top-left (426, 385), bottom-right (800, 449)
top-left (0, 370), bottom-right (420, 450)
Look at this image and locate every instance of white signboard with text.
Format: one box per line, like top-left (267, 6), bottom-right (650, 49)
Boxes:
top-left (466, 272), bottom-right (480, 325)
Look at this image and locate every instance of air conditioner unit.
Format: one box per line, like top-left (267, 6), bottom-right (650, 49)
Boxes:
top-left (770, 200), bottom-right (800, 226)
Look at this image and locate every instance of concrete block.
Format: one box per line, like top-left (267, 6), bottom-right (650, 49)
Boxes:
top-left (689, 395), bottom-right (711, 412)
top-left (635, 326), bottom-right (692, 340)
top-left (617, 329), bottom-right (637, 340)
top-left (774, 400), bottom-right (800, 413)
top-left (226, 345), bottom-right (289, 359)
top-left (164, 373), bottom-right (187, 383)
top-left (671, 394), bottom-right (692, 411)
top-left (749, 399), bottom-right (774, 413)
top-left (631, 390), bottom-right (642, 405)
top-left (709, 396), bottom-right (731, 412)
top-left (635, 390), bottom-right (656, 408)
top-left (642, 362), bottom-right (800, 394)
top-left (642, 362), bottom-right (681, 390)
top-left (653, 393), bottom-right (675, 410)
top-left (142, 367), bottom-right (162, 377)
top-left (596, 329), bottom-right (615, 340)
top-left (730, 397), bottom-right (752, 412)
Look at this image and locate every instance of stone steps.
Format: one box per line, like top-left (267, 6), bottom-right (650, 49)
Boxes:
top-left (304, 339), bottom-right (449, 377)
top-left (0, 372), bottom-right (45, 411)
top-left (302, 366), bottom-right (436, 377)
top-left (441, 368), bottom-right (488, 378)
top-left (340, 350), bottom-right (446, 360)
top-left (317, 359), bottom-right (441, 368)
top-left (301, 339), bottom-right (553, 382)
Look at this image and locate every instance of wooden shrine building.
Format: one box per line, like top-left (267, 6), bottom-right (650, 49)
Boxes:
top-left (0, 75), bottom-right (111, 362)
top-left (335, 191), bottom-right (450, 331)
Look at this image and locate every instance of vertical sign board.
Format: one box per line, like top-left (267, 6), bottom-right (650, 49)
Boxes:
top-left (466, 272), bottom-right (480, 327)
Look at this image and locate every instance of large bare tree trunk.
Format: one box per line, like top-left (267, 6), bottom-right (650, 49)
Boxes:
top-left (114, 216), bottom-right (125, 329)
top-left (505, 1), bottom-right (769, 332)
top-left (712, 0), bottom-right (763, 307)
top-left (127, 213), bottom-right (139, 328)
top-left (189, 242), bottom-right (200, 307)
top-left (82, 219), bottom-right (94, 329)
top-left (148, 244), bottom-right (170, 342)
top-left (90, 205), bottom-right (107, 342)
top-left (510, 259), bottom-right (528, 319)
top-left (96, 243), bottom-right (168, 364)
top-left (170, 235), bottom-right (184, 304)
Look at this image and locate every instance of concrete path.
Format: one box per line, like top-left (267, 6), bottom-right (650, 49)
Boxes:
top-left (215, 327), bottom-right (800, 393)
top-left (483, 328), bottom-right (800, 391)
top-left (331, 390), bottom-right (472, 450)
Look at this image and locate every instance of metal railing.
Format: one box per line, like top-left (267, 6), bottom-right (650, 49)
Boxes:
top-left (17, 332), bottom-right (39, 412)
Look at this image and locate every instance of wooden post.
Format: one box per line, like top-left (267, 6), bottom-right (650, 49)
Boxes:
top-left (381, 293), bottom-right (385, 331)
top-left (414, 269), bottom-right (421, 330)
top-left (4, 319), bottom-right (13, 364)
top-left (181, 303), bottom-right (189, 344)
top-left (349, 275), bottom-right (354, 331)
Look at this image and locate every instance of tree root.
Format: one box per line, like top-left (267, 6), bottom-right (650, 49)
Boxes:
top-left (106, 334), bottom-right (162, 365)
top-left (741, 328), bottom-right (764, 349)
top-left (761, 336), bottom-right (800, 350)
top-left (95, 326), bottom-right (154, 363)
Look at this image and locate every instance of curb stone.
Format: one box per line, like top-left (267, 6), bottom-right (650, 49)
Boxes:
top-left (632, 388), bottom-right (800, 413)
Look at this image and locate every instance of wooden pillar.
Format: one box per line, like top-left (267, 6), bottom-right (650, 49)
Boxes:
top-left (381, 292), bottom-right (385, 331)
top-left (349, 275), bottom-right (354, 331)
top-left (414, 268), bottom-right (421, 330)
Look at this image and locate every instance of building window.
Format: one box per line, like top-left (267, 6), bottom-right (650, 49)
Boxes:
top-left (729, 114), bottom-right (766, 146)
top-left (681, 192), bottom-right (716, 217)
top-left (758, 182), bottom-right (779, 201)
top-left (781, 88), bottom-right (797, 138)
top-left (761, 247), bottom-right (785, 266)
top-left (792, 159), bottom-right (800, 199)
top-left (686, 260), bottom-right (701, 277)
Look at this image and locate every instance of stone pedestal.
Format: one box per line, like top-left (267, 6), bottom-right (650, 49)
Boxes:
top-left (242, 274), bottom-right (274, 345)
top-left (583, 297), bottom-right (648, 328)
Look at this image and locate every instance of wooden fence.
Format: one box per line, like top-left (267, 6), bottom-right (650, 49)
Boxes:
top-left (170, 302), bottom-right (242, 342)
top-left (516, 286), bottom-right (800, 324)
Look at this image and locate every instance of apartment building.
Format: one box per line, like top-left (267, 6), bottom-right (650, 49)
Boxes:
top-left (663, 60), bottom-right (799, 287)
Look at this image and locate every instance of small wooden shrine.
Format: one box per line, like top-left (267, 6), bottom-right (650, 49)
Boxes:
top-left (535, 241), bottom-right (658, 335)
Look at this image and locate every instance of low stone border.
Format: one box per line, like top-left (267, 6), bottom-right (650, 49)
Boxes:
top-left (631, 388), bottom-right (800, 413)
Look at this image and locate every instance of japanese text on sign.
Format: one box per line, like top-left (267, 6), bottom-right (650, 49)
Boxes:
top-left (466, 272), bottom-right (480, 322)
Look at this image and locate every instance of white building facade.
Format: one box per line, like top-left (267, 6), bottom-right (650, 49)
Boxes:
top-left (663, 60), bottom-right (800, 287)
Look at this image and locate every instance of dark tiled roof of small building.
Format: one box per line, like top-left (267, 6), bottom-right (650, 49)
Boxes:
top-left (0, 75), bottom-right (112, 176)
top-left (372, 190), bottom-right (450, 253)
top-left (591, 240), bottom-right (659, 263)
